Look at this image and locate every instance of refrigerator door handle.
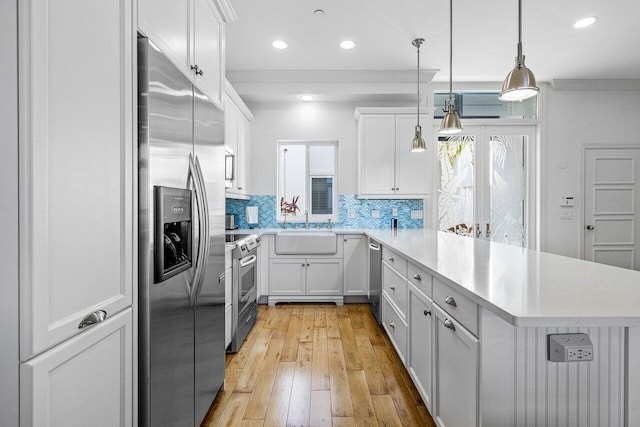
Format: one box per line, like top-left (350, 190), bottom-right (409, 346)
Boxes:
top-left (188, 154), bottom-right (206, 306)
top-left (192, 155), bottom-right (211, 302)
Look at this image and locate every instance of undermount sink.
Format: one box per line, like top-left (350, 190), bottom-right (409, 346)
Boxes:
top-left (275, 230), bottom-right (337, 255)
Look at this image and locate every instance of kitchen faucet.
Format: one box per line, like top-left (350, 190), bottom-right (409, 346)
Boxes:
top-left (305, 210), bottom-right (309, 229)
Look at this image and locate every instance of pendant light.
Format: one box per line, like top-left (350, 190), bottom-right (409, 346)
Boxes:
top-left (439, 0), bottom-right (462, 135)
top-left (410, 38), bottom-right (427, 152)
top-left (499, 0), bottom-right (539, 101)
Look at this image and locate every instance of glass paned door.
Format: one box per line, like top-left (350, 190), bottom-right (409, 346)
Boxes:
top-left (437, 125), bottom-right (536, 248)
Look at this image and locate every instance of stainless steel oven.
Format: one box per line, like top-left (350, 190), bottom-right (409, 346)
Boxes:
top-left (229, 234), bottom-right (260, 352)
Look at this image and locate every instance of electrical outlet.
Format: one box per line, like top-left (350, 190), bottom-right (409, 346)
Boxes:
top-left (348, 209), bottom-right (356, 219)
top-left (371, 209), bottom-right (380, 219)
top-left (548, 333), bottom-right (594, 362)
top-left (410, 210), bottom-right (423, 220)
top-left (392, 208), bottom-right (398, 217)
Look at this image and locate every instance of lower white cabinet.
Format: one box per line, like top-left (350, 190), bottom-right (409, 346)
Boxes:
top-left (307, 259), bottom-right (343, 295)
top-left (269, 259), bottom-right (306, 295)
top-left (408, 284), bottom-right (434, 411)
top-left (224, 266), bottom-right (232, 348)
top-left (269, 258), bottom-right (343, 296)
top-left (20, 308), bottom-right (133, 426)
top-left (432, 304), bottom-right (478, 427)
top-left (343, 235), bottom-right (368, 295)
top-left (382, 293), bottom-right (408, 363)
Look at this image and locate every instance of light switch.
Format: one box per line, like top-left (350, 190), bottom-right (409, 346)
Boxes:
top-left (411, 210), bottom-right (423, 220)
top-left (560, 209), bottom-right (574, 219)
top-left (392, 208), bottom-right (398, 217)
top-left (348, 209), bottom-right (356, 219)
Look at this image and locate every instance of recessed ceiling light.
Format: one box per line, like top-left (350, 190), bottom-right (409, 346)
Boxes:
top-left (272, 40), bottom-right (288, 49)
top-left (340, 40), bottom-right (355, 50)
top-left (299, 94), bottom-right (314, 102)
top-left (574, 16), bottom-right (597, 28)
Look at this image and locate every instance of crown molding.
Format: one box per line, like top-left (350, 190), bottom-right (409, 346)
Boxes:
top-left (212, 0), bottom-right (237, 23)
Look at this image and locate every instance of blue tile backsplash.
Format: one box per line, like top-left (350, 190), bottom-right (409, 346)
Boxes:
top-left (226, 194), bottom-right (424, 230)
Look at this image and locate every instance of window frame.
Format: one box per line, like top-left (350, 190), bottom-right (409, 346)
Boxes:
top-left (276, 140), bottom-right (339, 224)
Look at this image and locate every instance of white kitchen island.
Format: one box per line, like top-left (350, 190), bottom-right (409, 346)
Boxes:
top-left (367, 229), bottom-right (640, 427)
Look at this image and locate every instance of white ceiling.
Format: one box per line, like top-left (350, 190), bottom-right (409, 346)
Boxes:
top-left (225, 0), bottom-right (640, 103)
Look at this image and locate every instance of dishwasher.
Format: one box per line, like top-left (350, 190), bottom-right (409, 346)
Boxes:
top-left (368, 238), bottom-right (382, 324)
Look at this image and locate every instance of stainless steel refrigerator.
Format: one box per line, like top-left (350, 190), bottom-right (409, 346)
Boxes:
top-left (138, 37), bottom-right (226, 427)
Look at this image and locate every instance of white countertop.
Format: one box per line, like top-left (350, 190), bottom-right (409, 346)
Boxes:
top-left (366, 229), bottom-right (640, 328)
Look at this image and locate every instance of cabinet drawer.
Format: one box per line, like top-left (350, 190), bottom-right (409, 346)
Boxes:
top-left (382, 246), bottom-right (407, 277)
top-left (383, 262), bottom-right (407, 317)
top-left (382, 294), bottom-right (407, 364)
top-left (433, 277), bottom-right (478, 336)
top-left (408, 262), bottom-right (432, 297)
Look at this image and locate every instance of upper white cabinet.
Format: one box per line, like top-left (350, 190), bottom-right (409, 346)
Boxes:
top-left (19, 0), bottom-right (134, 359)
top-left (225, 80), bottom-right (254, 197)
top-left (21, 309), bottom-right (133, 427)
top-left (138, 0), bottom-right (229, 107)
top-left (355, 108), bottom-right (431, 198)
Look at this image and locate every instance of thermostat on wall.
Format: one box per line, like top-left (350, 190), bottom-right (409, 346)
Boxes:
top-left (561, 196), bottom-right (575, 206)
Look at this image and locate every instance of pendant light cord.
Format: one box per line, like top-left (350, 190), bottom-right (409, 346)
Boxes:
top-left (517, 0), bottom-right (523, 65)
top-left (416, 42), bottom-right (420, 122)
top-left (449, 0), bottom-right (453, 104)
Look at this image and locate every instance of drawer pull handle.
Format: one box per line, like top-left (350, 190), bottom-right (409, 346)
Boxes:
top-left (389, 322), bottom-right (396, 329)
top-left (444, 296), bottom-right (457, 307)
top-left (444, 318), bottom-right (456, 331)
top-left (78, 310), bottom-right (107, 329)
top-left (389, 257), bottom-right (395, 262)
top-left (413, 274), bottom-right (422, 281)
top-left (245, 316), bottom-right (252, 324)
top-left (423, 309), bottom-right (431, 316)
top-left (390, 285), bottom-right (396, 291)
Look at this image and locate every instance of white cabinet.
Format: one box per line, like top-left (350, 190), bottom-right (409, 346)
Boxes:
top-left (225, 81), bottom-right (253, 197)
top-left (432, 304), bottom-right (478, 427)
top-left (18, 0), bottom-right (134, 360)
top-left (382, 293), bottom-right (408, 363)
top-left (343, 235), bottom-right (368, 295)
top-left (269, 259), bottom-right (306, 295)
top-left (306, 259), bottom-right (343, 295)
top-left (269, 258), bottom-right (343, 296)
top-left (408, 284), bottom-right (434, 411)
top-left (21, 309), bottom-right (133, 426)
top-left (138, 0), bottom-right (225, 107)
top-left (355, 108), bottom-right (431, 198)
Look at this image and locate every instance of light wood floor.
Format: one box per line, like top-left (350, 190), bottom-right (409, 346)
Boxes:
top-left (202, 303), bottom-right (437, 427)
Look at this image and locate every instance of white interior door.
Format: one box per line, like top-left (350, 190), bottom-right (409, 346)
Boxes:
top-left (584, 148), bottom-right (640, 270)
top-left (437, 124), bottom-right (535, 248)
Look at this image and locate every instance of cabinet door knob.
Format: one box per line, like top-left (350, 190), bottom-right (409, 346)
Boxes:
top-left (586, 225), bottom-right (595, 230)
top-left (307, 263), bottom-right (310, 267)
top-left (413, 274), bottom-right (422, 281)
top-left (389, 322), bottom-right (396, 329)
top-left (444, 295), bottom-right (457, 307)
top-left (78, 310), bottom-right (107, 329)
top-left (444, 318), bottom-right (456, 331)
top-left (423, 309), bottom-right (431, 316)
top-left (389, 257), bottom-right (395, 262)
top-left (302, 263), bottom-right (306, 267)
top-left (237, 187), bottom-right (243, 190)
top-left (389, 285), bottom-right (396, 291)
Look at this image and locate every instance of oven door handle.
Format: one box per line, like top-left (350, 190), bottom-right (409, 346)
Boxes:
top-left (239, 255), bottom-right (257, 268)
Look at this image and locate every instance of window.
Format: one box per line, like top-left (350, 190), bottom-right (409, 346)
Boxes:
top-left (277, 141), bottom-right (338, 222)
top-left (433, 91), bottom-right (537, 119)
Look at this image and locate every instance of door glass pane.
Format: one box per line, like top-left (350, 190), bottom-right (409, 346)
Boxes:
top-left (438, 136), bottom-right (475, 236)
top-left (489, 135), bottom-right (527, 247)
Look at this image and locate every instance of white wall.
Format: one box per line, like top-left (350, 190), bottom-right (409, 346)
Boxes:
top-left (541, 89), bottom-right (640, 258)
top-left (249, 103), bottom-right (360, 195)
top-left (0, 0), bottom-right (20, 423)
